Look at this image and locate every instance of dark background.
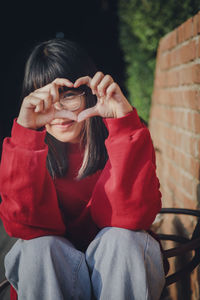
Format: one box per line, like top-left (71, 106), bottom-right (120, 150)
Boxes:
top-left (0, 0), bottom-right (125, 143)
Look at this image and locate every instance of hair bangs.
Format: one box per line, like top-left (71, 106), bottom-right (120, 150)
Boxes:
top-left (21, 38), bottom-right (108, 180)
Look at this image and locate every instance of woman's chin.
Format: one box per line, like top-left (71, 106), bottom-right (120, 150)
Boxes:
top-left (46, 124), bottom-right (82, 143)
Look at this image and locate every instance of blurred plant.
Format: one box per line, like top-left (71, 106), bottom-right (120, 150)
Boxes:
top-left (118, 0), bottom-right (200, 121)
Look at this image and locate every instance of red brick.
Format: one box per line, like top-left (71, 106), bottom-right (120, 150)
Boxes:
top-left (192, 64), bottom-right (200, 83)
top-left (170, 48), bottom-right (181, 67)
top-left (150, 15), bottom-right (200, 299)
top-left (160, 52), bottom-right (171, 70)
top-left (164, 164), bottom-right (189, 200)
top-left (162, 90), bottom-right (199, 110)
top-left (186, 135), bottom-right (199, 158)
top-left (197, 140), bottom-right (200, 158)
top-left (180, 40), bottom-right (196, 63)
top-left (180, 64), bottom-right (200, 85)
top-left (168, 30), bottom-right (177, 50)
top-left (151, 106), bottom-right (190, 129)
top-left (154, 89), bottom-right (200, 110)
top-left (196, 90), bottom-right (200, 110)
top-left (154, 71), bottom-right (167, 88)
top-left (184, 18), bottom-right (193, 41)
top-left (173, 110), bottom-right (187, 128)
top-left (187, 111), bottom-right (200, 133)
top-left (167, 145), bottom-right (199, 180)
top-left (197, 37), bottom-right (200, 58)
top-left (167, 69), bottom-right (180, 87)
top-left (193, 11), bottom-right (200, 36)
top-left (152, 119), bottom-right (199, 158)
top-left (178, 17), bottom-right (193, 43)
top-left (170, 127), bottom-right (196, 157)
top-left (179, 67), bottom-right (192, 85)
top-left (159, 29), bottom-right (177, 52)
top-left (152, 89), bottom-right (168, 105)
top-left (182, 90), bottom-right (200, 110)
top-left (184, 155), bottom-right (199, 179)
top-left (177, 23), bottom-right (185, 44)
top-left (162, 157), bottom-right (198, 204)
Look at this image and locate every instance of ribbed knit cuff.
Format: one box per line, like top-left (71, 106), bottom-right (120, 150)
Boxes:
top-left (11, 119), bottom-right (47, 150)
top-left (103, 108), bottom-right (142, 137)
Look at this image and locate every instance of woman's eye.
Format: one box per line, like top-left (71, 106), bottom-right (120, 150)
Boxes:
top-left (63, 93), bottom-right (75, 98)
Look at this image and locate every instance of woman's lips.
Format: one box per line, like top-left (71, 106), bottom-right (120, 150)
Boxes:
top-left (51, 120), bottom-right (75, 129)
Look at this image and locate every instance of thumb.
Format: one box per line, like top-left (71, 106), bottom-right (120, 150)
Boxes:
top-left (77, 106), bottom-right (99, 122)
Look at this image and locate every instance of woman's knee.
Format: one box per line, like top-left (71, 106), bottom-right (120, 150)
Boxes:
top-left (5, 236), bottom-right (76, 281)
top-left (86, 227), bottom-right (164, 277)
top-left (89, 227), bottom-right (149, 255)
top-left (86, 227), bottom-right (165, 299)
top-left (5, 237), bottom-right (92, 298)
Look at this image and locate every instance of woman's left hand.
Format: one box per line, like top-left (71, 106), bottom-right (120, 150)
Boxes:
top-left (73, 72), bottom-right (133, 122)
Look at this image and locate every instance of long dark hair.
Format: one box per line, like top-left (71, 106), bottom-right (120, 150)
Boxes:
top-left (21, 38), bottom-right (108, 179)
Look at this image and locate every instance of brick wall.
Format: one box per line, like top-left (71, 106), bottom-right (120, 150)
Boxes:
top-left (149, 12), bottom-right (200, 300)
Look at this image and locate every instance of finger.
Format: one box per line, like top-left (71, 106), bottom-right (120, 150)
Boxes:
top-left (54, 109), bottom-right (78, 121)
top-left (34, 100), bottom-right (44, 113)
top-left (33, 91), bottom-right (53, 111)
top-left (77, 106), bottom-right (99, 122)
top-left (36, 78), bottom-right (74, 93)
top-left (25, 95), bottom-right (44, 112)
top-left (97, 75), bottom-right (114, 97)
top-left (90, 72), bottom-right (104, 95)
top-left (106, 82), bottom-right (120, 100)
top-left (35, 82), bottom-right (54, 93)
top-left (53, 78), bottom-right (74, 88)
top-left (50, 82), bottom-right (59, 103)
top-left (73, 76), bottom-right (92, 89)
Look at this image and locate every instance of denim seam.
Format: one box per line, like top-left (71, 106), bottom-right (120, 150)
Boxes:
top-left (144, 232), bottom-right (149, 300)
top-left (71, 252), bottom-right (85, 300)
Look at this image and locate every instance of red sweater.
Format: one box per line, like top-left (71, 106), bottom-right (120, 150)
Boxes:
top-left (0, 108), bottom-right (162, 299)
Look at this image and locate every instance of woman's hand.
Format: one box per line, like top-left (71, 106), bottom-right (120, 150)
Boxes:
top-left (17, 78), bottom-right (77, 130)
top-left (74, 72), bottom-right (133, 122)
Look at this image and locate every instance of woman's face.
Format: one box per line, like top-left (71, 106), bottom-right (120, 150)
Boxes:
top-left (45, 90), bottom-right (86, 143)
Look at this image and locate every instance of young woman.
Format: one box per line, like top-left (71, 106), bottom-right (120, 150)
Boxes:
top-left (0, 38), bottom-right (165, 300)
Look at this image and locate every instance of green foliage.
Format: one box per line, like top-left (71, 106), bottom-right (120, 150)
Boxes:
top-left (118, 0), bottom-right (200, 121)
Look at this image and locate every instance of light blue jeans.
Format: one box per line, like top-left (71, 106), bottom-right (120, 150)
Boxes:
top-left (5, 227), bottom-right (165, 300)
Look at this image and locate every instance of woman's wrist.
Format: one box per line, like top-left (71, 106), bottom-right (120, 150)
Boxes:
top-left (113, 102), bottom-right (134, 119)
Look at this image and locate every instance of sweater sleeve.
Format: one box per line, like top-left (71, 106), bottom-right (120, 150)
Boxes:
top-left (90, 108), bottom-right (162, 230)
top-left (0, 119), bottom-right (66, 239)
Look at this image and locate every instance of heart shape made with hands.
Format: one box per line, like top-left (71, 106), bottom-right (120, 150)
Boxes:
top-left (18, 74), bottom-right (129, 131)
top-left (56, 87), bottom-right (110, 123)
top-left (55, 84), bottom-right (100, 123)
top-left (60, 74), bottom-right (129, 123)
top-left (54, 73), bottom-right (133, 123)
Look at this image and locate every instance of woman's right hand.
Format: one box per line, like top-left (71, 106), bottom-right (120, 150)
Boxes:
top-left (17, 78), bottom-right (77, 130)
